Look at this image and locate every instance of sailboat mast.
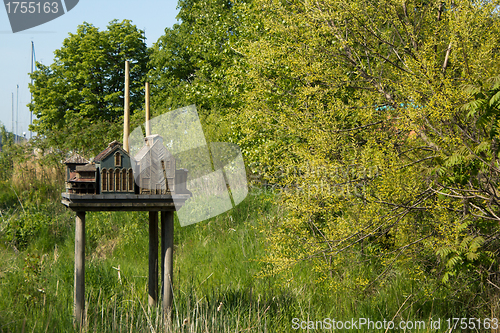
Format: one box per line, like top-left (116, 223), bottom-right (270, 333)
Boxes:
top-left (11, 93), bottom-right (13, 141)
top-left (30, 41), bottom-right (34, 140)
top-left (16, 84), bottom-right (19, 144)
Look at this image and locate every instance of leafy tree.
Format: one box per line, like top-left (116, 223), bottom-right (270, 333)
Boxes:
top-left (233, 0), bottom-right (500, 311)
top-left (0, 123), bottom-right (13, 151)
top-left (148, 0), bottom-right (256, 142)
top-left (29, 20), bottom-right (149, 156)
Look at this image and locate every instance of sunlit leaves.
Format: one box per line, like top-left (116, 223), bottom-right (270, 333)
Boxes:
top-left (28, 20), bottom-right (149, 155)
top-left (233, 0), bottom-right (500, 291)
top-left (148, 0), bottom-right (255, 144)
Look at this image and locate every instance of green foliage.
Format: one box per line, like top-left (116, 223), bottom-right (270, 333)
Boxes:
top-left (28, 20), bottom-right (149, 155)
top-left (226, 0), bottom-right (500, 314)
top-left (148, 0), bottom-right (256, 143)
top-left (6, 0), bottom-right (500, 327)
top-left (0, 181), bottom-right (17, 210)
top-left (0, 141), bottom-right (70, 252)
top-left (0, 124), bottom-right (14, 182)
top-left (0, 188), bottom-right (484, 332)
top-left (2, 201), bottom-right (72, 251)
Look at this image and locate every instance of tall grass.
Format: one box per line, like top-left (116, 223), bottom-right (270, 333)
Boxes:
top-left (0, 149), bottom-right (488, 332)
top-left (0, 189), bottom-right (474, 333)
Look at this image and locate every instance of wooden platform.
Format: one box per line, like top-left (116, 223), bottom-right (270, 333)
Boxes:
top-left (62, 191), bottom-right (191, 325)
top-left (61, 193), bottom-right (191, 211)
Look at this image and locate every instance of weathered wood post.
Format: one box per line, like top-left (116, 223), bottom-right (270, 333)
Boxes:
top-left (161, 211), bottom-right (174, 318)
top-left (145, 82), bottom-right (160, 307)
top-left (74, 211), bottom-right (86, 326)
top-left (148, 211), bottom-right (159, 306)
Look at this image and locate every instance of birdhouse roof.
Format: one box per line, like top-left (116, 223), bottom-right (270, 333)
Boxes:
top-left (94, 140), bottom-right (128, 162)
top-left (76, 164), bottom-right (96, 172)
top-left (134, 145), bottom-right (149, 161)
top-left (133, 136), bottom-right (173, 162)
top-left (64, 153), bottom-right (89, 165)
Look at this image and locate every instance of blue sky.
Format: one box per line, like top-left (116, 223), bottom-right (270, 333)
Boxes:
top-left (0, 0), bottom-right (180, 139)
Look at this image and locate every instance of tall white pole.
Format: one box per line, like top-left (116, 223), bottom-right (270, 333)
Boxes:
top-left (11, 93), bottom-right (14, 140)
top-left (16, 84), bottom-right (19, 144)
top-left (30, 41), bottom-right (34, 140)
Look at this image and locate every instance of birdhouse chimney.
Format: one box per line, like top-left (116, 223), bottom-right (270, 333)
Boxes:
top-left (145, 82), bottom-right (151, 137)
top-left (123, 60), bottom-right (130, 153)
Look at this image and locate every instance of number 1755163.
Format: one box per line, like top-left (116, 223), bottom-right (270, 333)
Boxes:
top-left (5, 2), bottom-right (59, 14)
top-left (446, 318), bottom-right (499, 330)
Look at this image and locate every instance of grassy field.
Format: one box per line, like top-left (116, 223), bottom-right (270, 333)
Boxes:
top-left (0, 175), bottom-right (484, 332)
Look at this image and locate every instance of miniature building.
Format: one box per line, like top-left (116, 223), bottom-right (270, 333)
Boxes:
top-left (64, 154), bottom-right (97, 194)
top-left (132, 134), bottom-right (190, 195)
top-left (63, 139), bottom-right (189, 196)
top-left (64, 153), bottom-right (89, 181)
top-left (94, 140), bottom-right (135, 194)
top-left (134, 134), bottom-right (176, 194)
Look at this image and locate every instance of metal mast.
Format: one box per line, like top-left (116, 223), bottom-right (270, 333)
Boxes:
top-left (30, 41), bottom-right (35, 139)
top-left (11, 93), bottom-right (13, 139)
top-left (16, 84), bottom-right (19, 144)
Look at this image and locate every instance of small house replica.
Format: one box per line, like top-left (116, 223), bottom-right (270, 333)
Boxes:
top-left (64, 154), bottom-right (96, 194)
top-left (134, 134), bottom-right (173, 194)
top-left (63, 138), bottom-right (189, 196)
top-left (133, 134), bottom-right (189, 195)
top-left (93, 140), bottom-right (135, 194)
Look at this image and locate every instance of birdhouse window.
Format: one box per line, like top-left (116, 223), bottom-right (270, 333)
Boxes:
top-left (109, 169), bottom-right (114, 191)
top-left (115, 152), bottom-right (121, 167)
top-left (128, 169), bottom-right (134, 192)
top-left (115, 170), bottom-right (120, 192)
top-left (121, 170), bottom-right (127, 191)
top-left (101, 169), bottom-right (108, 192)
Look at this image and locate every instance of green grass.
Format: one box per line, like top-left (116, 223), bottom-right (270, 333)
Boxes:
top-left (0, 187), bottom-right (488, 332)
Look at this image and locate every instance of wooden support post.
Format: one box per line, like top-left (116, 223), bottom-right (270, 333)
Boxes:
top-left (74, 211), bottom-right (86, 327)
top-left (148, 211), bottom-right (159, 307)
top-left (161, 211), bottom-right (174, 318)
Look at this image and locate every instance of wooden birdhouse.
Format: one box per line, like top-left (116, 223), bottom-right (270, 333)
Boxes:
top-left (64, 154), bottom-right (97, 194)
top-left (64, 153), bottom-right (89, 181)
top-left (62, 63), bottom-right (193, 328)
top-left (93, 140), bottom-right (135, 194)
top-left (134, 134), bottom-right (175, 194)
